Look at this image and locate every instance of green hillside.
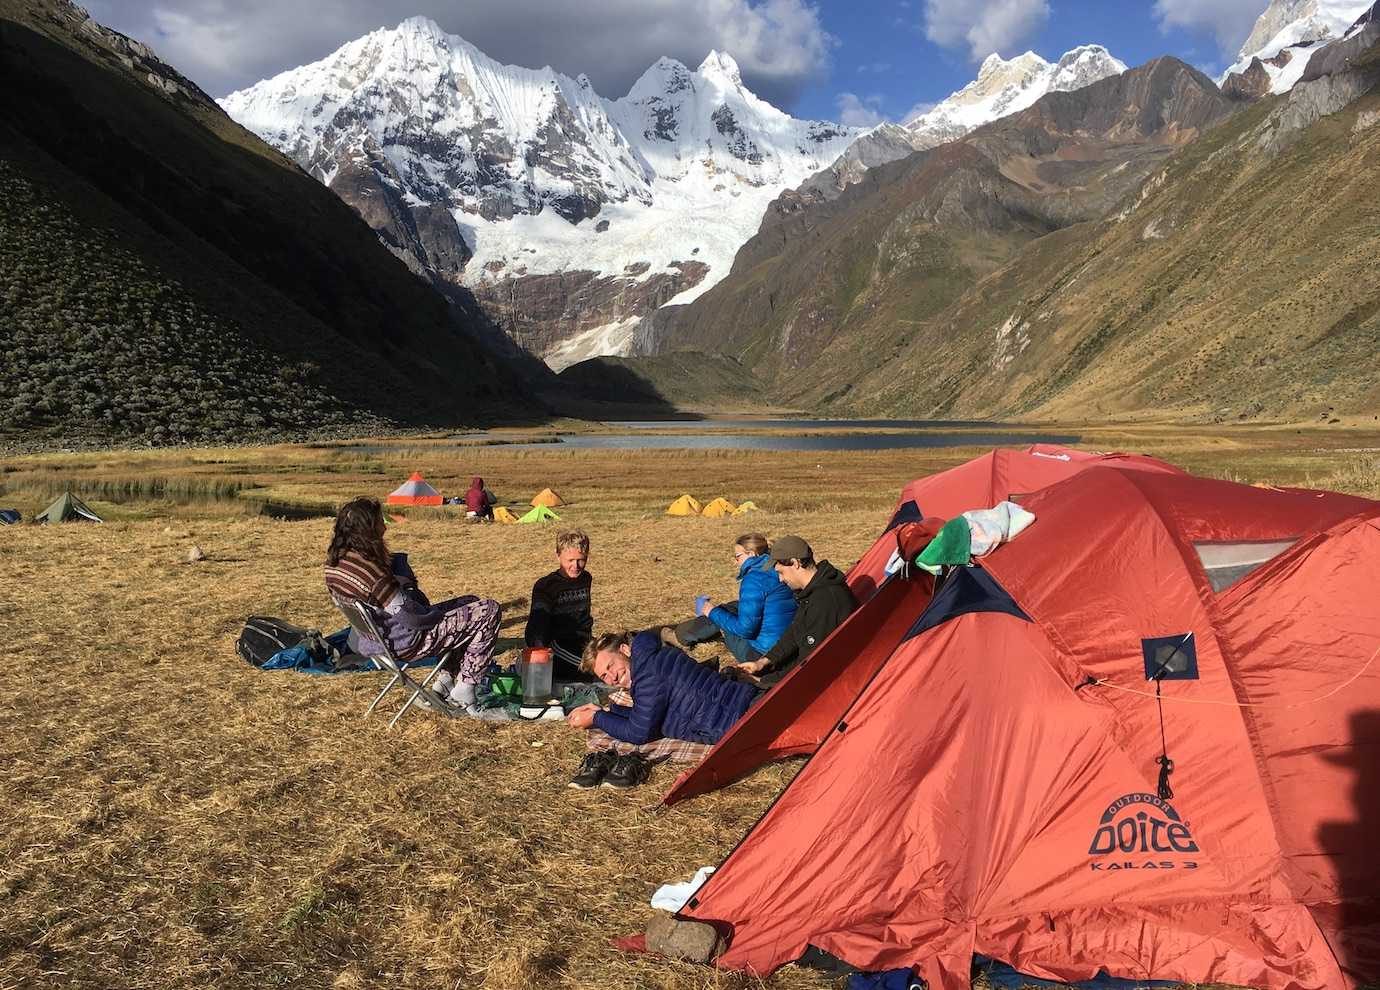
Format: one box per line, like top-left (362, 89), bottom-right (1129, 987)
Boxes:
top-left (556, 353), bottom-right (767, 410)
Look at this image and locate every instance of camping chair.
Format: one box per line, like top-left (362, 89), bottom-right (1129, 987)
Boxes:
top-left (332, 595), bottom-right (455, 728)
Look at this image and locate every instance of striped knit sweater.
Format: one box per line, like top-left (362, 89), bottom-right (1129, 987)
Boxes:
top-left (324, 550), bottom-right (399, 609)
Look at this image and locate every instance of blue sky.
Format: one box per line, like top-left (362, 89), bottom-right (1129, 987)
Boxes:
top-left (88, 0), bottom-right (1266, 119)
top-left (794, 0), bottom-right (1258, 124)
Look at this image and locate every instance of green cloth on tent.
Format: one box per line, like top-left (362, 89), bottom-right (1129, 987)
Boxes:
top-left (518, 505), bottom-right (560, 524)
top-left (915, 516), bottom-right (971, 575)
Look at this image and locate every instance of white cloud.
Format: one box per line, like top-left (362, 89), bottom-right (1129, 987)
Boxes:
top-left (835, 91), bottom-right (885, 127)
top-left (1152, 0), bottom-right (1269, 59)
top-left (84, 0), bottom-right (834, 108)
top-left (923, 0), bottom-right (1050, 61)
top-left (903, 100), bottom-right (937, 123)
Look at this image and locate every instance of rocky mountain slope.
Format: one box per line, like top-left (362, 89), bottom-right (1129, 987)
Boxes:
top-left (0, 0), bottom-right (533, 446)
top-left (637, 58), bottom-right (1240, 383)
top-left (639, 20), bottom-right (1380, 424)
top-left (794, 46), bottom-right (1128, 208)
top-left (222, 18), bottom-right (859, 368)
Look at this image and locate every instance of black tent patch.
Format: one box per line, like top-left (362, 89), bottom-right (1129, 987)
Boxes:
top-left (885, 499), bottom-right (923, 532)
top-left (1142, 633), bottom-right (1198, 681)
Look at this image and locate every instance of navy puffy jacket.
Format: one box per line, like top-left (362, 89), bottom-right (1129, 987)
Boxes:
top-left (708, 554), bottom-right (797, 655)
top-left (593, 631), bottom-right (758, 744)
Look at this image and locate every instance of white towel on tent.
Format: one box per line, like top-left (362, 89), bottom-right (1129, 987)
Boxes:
top-left (650, 866), bottom-right (716, 912)
top-left (962, 501), bottom-right (1036, 557)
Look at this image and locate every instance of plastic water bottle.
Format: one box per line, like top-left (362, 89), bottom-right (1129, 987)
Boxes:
top-left (520, 647), bottom-right (554, 706)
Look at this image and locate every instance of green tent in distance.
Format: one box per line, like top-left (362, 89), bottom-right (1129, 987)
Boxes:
top-left (34, 492), bottom-right (103, 524)
top-left (517, 504), bottom-right (560, 524)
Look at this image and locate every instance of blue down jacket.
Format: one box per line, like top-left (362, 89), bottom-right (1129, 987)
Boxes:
top-left (593, 631), bottom-right (758, 744)
top-left (708, 554), bottom-right (797, 655)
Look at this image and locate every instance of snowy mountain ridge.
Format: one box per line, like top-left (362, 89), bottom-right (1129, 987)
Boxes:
top-left (221, 17), bottom-right (860, 366)
top-left (902, 45), bottom-right (1128, 148)
top-left (1221, 0), bottom-right (1374, 94)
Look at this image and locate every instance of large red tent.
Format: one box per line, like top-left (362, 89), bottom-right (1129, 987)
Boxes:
top-left (664, 445), bottom-right (1181, 806)
top-left (677, 468), bottom-right (1380, 989)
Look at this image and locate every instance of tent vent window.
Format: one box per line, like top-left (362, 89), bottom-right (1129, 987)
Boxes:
top-left (1193, 539), bottom-right (1297, 592)
top-left (1142, 633), bottom-right (1198, 681)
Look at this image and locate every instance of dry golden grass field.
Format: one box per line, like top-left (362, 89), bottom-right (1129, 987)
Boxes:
top-left (2, 424), bottom-right (1378, 990)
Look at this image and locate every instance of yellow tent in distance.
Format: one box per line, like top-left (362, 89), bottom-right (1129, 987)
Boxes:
top-left (493, 506), bottom-right (520, 524)
top-left (531, 488), bottom-right (565, 508)
top-left (666, 494), bottom-right (702, 516)
top-left (732, 500), bottom-right (759, 516)
top-left (701, 497), bottom-right (737, 518)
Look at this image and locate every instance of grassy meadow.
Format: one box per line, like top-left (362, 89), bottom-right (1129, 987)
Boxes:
top-left (2, 424), bottom-right (1378, 990)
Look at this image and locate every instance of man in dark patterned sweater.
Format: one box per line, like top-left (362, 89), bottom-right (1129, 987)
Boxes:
top-left (524, 529), bottom-right (594, 679)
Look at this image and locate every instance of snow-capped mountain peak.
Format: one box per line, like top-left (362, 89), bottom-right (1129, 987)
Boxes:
top-left (221, 19), bottom-right (860, 367)
top-left (697, 49), bottom-right (744, 87)
top-left (1222, 0), bottom-right (1373, 94)
top-left (396, 14), bottom-right (445, 39)
top-left (1050, 45), bottom-right (1126, 90)
top-left (903, 44), bottom-right (1126, 148)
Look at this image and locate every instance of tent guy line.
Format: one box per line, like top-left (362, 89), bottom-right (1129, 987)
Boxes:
top-left (1087, 643), bottom-right (1380, 708)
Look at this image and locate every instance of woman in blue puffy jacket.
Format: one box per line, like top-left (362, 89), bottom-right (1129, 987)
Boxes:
top-left (666, 534), bottom-right (797, 664)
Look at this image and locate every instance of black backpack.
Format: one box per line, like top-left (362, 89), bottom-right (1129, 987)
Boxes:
top-left (236, 616), bottom-right (322, 668)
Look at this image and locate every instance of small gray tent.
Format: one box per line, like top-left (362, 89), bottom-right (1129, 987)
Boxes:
top-left (34, 492), bottom-right (103, 524)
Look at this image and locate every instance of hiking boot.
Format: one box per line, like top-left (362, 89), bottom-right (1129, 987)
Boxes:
top-left (568, 750), bottom-right (617, 789)
top-left (659, 626), bottom-right (682, 649)
top-left (601, 753), bottom-right (652, 789)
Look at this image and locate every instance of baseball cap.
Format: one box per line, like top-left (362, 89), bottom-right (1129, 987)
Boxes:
top-left (766, 535), bottom-right (812, 565)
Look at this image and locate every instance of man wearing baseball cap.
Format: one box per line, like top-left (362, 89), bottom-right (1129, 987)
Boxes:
top-left (729, 534), bottom-right (857, 688)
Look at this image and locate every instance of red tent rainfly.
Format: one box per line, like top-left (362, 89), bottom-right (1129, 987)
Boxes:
top-left (678, 468), bottom-right (1380, 990)
top-left (665, 446), bottom-right (1183, 807)
top-left (846, 445), bottom-right (1182, 602)
top-left (386, 472), bottom-right (443, 506)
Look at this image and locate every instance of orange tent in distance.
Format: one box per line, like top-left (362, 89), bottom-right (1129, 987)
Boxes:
top-left (386, 472), bottom-right (442, 506)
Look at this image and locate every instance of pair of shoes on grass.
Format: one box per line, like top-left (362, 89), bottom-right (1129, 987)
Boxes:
top-left (568, 751), bottom-right (652, 789)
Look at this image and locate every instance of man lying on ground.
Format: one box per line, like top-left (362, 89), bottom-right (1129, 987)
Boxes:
top-left (564, 630), bottom-right (761, 789)
top-left (524, 529), bottom-right (594, 680)
top-left (727, 534), bottom-right (857, 688)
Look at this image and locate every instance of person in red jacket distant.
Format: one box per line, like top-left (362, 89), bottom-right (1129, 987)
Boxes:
top-left (464, 476), bottom-right (495, 521)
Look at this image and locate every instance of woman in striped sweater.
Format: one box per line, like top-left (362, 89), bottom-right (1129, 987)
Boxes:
top-left (325, 497), bottom-right (501, 713)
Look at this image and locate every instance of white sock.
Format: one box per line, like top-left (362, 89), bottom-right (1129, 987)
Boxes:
top-left (433, 671), bottom-right (455, 695)
top-left (448, 681), bottom-right (477, 706)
